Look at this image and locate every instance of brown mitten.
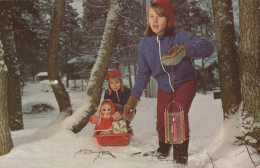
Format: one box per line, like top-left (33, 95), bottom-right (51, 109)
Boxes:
top-left (161, 45), bottom-right (187, 66)
top-left (123, 95), bottom-right (139, 121)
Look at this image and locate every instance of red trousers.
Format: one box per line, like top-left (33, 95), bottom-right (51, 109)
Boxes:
top-left (157, 80), bottom-right (197, 141)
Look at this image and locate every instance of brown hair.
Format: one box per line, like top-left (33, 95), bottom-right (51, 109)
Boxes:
top-left (107, 76), bottom-right (125, 95)
top-left (144, 3), bottom-right (174, 37)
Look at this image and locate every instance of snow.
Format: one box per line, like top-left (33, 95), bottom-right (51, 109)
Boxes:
top-left (35, 72), bottom-right (48, 77)
top-left (71, 0), bottom-right (83, 17)
top-left (67, 55), bottom-right (96, 64)
top-left (0, 81), bottom-right (258, 168)
top-left (0, 60), bottom-right (8, 72)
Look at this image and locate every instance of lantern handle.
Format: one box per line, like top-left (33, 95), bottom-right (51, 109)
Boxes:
top-left (164, 100), bottom-right (184, 114)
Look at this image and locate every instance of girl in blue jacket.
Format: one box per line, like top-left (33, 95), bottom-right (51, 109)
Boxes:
top-left (123, 0), bottom-right (214, 165)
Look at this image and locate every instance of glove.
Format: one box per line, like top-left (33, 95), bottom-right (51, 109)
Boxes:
top-left (123, 95), bottom-right (139, 121)
top-left (161, 45), bottom-right (187, 66)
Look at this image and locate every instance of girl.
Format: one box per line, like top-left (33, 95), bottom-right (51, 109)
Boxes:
top-left (123, 0), bottom-right (214, 165)
top-left (104, 69), bottom-right (131, 107)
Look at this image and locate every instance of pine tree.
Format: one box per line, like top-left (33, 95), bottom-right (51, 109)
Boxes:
top-left (60, 0), bottom-right (81, 87)
top-left (12, 0), bottom-right (49, 81)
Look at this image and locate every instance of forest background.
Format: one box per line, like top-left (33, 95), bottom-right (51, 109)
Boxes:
top-left (0, 0), bottom-right (259, 167)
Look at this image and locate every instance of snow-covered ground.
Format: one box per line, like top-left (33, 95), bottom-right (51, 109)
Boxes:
top-left (0, 81), bottom-right (257, 168)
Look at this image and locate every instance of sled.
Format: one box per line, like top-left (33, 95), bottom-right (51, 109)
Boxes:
top-left (93, 130), bottom-right (133, 146)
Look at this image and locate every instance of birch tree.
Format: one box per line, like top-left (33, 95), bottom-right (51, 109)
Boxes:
top-left (238, 0), bottom-right (260, 153)
top-left (65, 0), bottom-right (122, 133)
top-left (0, 34), bottom-right (13, 156)
top-left (47, 0), bottom-right (73, 117)
top-left (212, 0), bottom-right (241, 118)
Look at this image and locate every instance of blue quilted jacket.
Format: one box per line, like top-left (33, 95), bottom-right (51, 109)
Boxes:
top-left (132, 27), bottom-right (214, 98)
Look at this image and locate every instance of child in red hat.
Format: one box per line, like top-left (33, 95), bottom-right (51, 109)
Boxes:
top-left (104, 69), bottom-right (131, 108)
top-left (123, 0), bottom-right (214, 165)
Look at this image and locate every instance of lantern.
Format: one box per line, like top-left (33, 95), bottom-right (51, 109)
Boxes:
top-left (164, 101), bottom-right (187, 144)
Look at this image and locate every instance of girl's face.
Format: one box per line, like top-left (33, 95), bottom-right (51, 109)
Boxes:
top-left (148, 7), bottom-right (167, 35)
top-left (109, 79), bottom-right (121, 92)
top-left (101, 103), bottom-right (111, 118)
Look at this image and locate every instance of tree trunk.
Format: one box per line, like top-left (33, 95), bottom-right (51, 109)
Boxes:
top-left (0, 34), bottom-right (13, 156)
top-left (238, 0), bottom-right (260, 153)
top-left (47, 0), bottom-right (73, 116)
top-left (68, 0), bottom-right (122, 133)
top-left (0, 8), bottom-right (23, 130)
top-left (212, 0), bottom-right (241, 118)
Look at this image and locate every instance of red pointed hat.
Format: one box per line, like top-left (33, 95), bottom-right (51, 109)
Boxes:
top-left (98, 99), bottom-right (116, 117)
top-left (152, 0), bottom-right (174, 28)
top-left (105, 69), bottom-right (121, 80)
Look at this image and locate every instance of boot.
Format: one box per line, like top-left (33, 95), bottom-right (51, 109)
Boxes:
top-left (143, 140), bottom-right (171, 159)
top-left (173, 139), bottom-right (189, 165)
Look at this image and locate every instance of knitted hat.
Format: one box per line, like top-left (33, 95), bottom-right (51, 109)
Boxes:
top-left (152, 0), bottom-right (174, 28)
top-left (105, 69), bottom-right (121, 80)
top-left (98, 99), bottom-right (116, 117)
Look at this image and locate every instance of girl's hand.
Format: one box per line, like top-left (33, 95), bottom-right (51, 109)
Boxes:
top-left (123, 95), bottom-right (139, 121)
top-left (161, 45), bottom-right (187, 66)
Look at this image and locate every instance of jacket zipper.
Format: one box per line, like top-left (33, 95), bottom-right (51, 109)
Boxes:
top-left (116, 91), bottom-right (121, 103)
top-left (157, 36), bottom-right (175, 92)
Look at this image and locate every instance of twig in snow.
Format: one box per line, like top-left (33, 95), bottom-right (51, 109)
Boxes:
top-left (74, 149), bottom-right (116, 162)
top-left (131, 152), bottom-right (141, 156)
top-left (245, 145), bottom-right (259, 168)
top-left (207, 153), bottom-right (218, 168)
top-left (235, 150), bottom-right (245, 156)
top-left (256, 161), bottom-right (260, 167)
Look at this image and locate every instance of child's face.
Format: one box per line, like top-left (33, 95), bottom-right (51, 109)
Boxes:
top-left (101, 103), bottom-right (112, 118)
top-left (148, 7), bottom-right (167, 35)
top-left (109, 79), bottom-right (121, 92)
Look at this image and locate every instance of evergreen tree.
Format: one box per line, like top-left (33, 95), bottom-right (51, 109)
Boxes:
top-left (12, 0), bottom-right (51, 81)
top-left (60, 0), bottom-right (81, 86)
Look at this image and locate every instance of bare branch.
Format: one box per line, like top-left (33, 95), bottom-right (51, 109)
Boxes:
top-left (117, 12), bottom-right (144, 28)
top-left (207, 153), bottom-right (218, 168)
top-left (245, 145), bottom-right (258, 168)
top-left (234, 150), bottom-right (245, 156)
top-left (74, 149), bottom-right (116, 162)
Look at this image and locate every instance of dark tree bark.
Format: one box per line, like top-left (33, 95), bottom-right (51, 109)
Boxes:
top-left (238, 0), bottom-right (260, 153)
top-left (212, 0), bottom-right (241, 118)
top-left (47, 0), bottom-right (73, 116)
top-left (0, 7), bottom-right (23, 131)
top-left (0, 33), bottom-right (13, 156)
